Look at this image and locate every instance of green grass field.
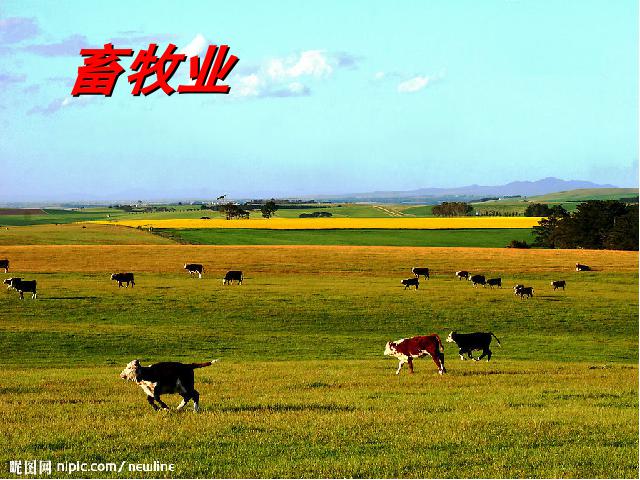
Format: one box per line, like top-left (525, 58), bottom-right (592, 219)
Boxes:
top-left (0, 245), bottom-right (637, 478)
top-left (156, 228), bottom-right (536, 247)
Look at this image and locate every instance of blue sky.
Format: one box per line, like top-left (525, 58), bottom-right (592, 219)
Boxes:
top-left (0, 0), bottom-right (637, 201)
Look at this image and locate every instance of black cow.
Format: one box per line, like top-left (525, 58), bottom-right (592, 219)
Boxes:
top-left (120, 359), bottom-right (219, 411)
top-left (184, 263), bottom-right (204, 278)
top-left (111, 272), bottom-right (135, 288)
top-left (576, 263), bottom-right (591, 272)
top-left (9, 278), bottom-right (37, 299)
top-left (401, 278), bottom-right (419, 290)
top-left (469, 274), bottom-right (486, 287)
top-left (446, 331), bottom-right (501, 361)
top-left (223, 270), bottom-right (243, 285)
top-left (513, 284), bottom-right (524, 295)
top-left (551, 280), bottom-right (566, 291)
top-left (412, 267), bottom-right (430, 280)
top-left (514, 285), bottom-right (533, 299)
top-left (455, 271), bottom-right (469, 280)
top-left (0, 259), bottom-right (8, 273)
top-left (487, 278), bottom-right (502, 288)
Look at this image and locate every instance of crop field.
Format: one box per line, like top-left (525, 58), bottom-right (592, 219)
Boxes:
top-left (0, 245), bottom-right (637, 478)
top-left (93, 216), bottom-right (543, 230)
top-left (156, 228), bottom-right (536, 248)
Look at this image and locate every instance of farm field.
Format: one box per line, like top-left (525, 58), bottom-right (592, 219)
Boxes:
top-left (0, 224), bottom-right (174, 245)
top-left (0, 245), bottom-right (637, 478)
top-left (94, 216), bottom-right (543, 230)
top-left (156, 228), bottom-right (536, 248)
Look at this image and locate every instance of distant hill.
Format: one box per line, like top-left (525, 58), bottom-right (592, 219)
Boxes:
top-left (530, 188), bottom-right (639, 202)
top-left (310, 177), bottom-right (620, 203)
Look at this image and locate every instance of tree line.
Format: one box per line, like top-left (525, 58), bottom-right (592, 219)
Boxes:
top-left (532, 200), bottom-right (638, 250)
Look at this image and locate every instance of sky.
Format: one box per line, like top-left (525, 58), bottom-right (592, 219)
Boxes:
top-left (0, 0), bottom-right (637, 202)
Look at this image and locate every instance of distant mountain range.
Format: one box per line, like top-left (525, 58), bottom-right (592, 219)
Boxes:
top-left (308, 177), bottom-right (620, 203)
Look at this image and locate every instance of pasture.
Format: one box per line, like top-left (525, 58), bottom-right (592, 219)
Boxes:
top-left (0, 245), bottom-right (637, 478)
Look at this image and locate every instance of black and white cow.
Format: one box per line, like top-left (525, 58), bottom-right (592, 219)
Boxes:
top-left (223, 270), bottom-right (243, 285)
top-left (455, 271), bottom-right (469, 280)
top-left (514, 285), bottom-right (533, 299)
top-left (551, 280), bottom-right (566, 291)
top-left (0, 259), bottom-right (8, 273)
top-left (575, 263), bottom-right (591, 272)
top-left (469, 274), bottom-right (486, 287)
top-left (184, 263), bottom-right (204, 278)
top-left (487, 278), bottom-right (502, 288)
top-left (513, 284), bottom-right (524, 295)
top-left (8, 278), bottom-right (37, 299)
top-left (3, 277), bottom-right (21, 290)
top-left (111, 272), bottom-right (135, 288)
top-left (401, 278), bottom-right (419, 290)
top-left (412, 267), bottom-right (430, 280)
top-left (120, 359), bottom-right (219, 411)
top-left (446, 331), bottom-right (501, 361)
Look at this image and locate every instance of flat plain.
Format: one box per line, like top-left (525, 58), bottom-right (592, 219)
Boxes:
top-left (0, 244), bottom-right (637, 478)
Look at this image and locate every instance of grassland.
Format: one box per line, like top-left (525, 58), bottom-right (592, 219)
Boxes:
top-left (156, 228), bottom-right (536, 248)
top-left (0, 245), bottom-right (637, 478)
top-left (0, 224), bottom-right (174, 245)
top-left (531, 188), bottom-right (639, 202)
top-left (94, 217), bottom-right (543, 230)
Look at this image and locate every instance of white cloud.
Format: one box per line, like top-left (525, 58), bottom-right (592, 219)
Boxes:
top-left (266, 50), bottom-right (333, 80)
top-left (236, 74), bottom-right (261, 97)
top-left (179, 33), bottom-right (207, 57)
top-left (373, 71), bottom-right (385, 80)
top-left (397, 75), bottom-right (430, 93)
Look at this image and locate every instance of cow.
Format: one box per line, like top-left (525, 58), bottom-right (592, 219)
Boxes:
top-left (446, 331), bottom-right (501, 361)
top-left (120, 359), bottom-right (219, 412)
top-left (412, 267), bottom-right (430, 280)
top-left (8, 278), bottom-right (37, 299)
top-left (513, 284), bottom-right (524, 295)
top-left (487, 278), bottom-right (502, 288)
top-left (455, 271), bottom-right (469, 280)
top-left (576, 263), bottom-right (591, 272)
top-left (551, 280), bottom-right (566, 291)
top-left (0, 259), bottom-right (8, 273)
top-left (401, 278), bottom-right (419, 290)
top-left (184, 263), bottom-right (204, 279)
top-left (111, 272), bottom-right (135, 288)
top-left (514, 285), bottom-right (534, 299)
top-left (3, 277), bottom-right (21, 290)
top-left (223, 270), bottom-right (243, 285)
top-left (469, 274), bottom-right (486, 287)
top-left (384, 335), bottom-right (446, 375)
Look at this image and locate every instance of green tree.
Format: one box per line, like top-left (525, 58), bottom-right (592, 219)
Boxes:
top-left (261, 199), bottom-right (278, 219)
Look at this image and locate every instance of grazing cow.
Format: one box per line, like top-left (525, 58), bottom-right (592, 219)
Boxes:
top-left (469, 274), bottom-right (486, 287)
top-left (401, 278), bottom-right (419, 290)
top-left (384, 335), bottom-right (446, 375)
top-left (551, 280), bottom-right (566, 291)
top-left (9, 278), bottom-right (37, 299)
top-left (184, 263), bottom-right (204, 278)
top-left (120, 359), bottom-right (219, 412)
top-left (412, 267), bottom-right (430, 280)
top-left (0, 259), bottom-right (8, 273)
top-left (487, 278), bottom-right (502, 288)
top-left (446, 331), bottom-right (501, 361)
top-left (513, 284), bottom-right (524, 295)
top-left (223, 270), bottom-right (243, 285)
top-left (3, 277), bottom-right (21, 290)
top-left (111, 272), bottom-right (135, 288)
top-left (576, 263), bottom-right (591, 272)
top-left (455, 271), bottom-right (469, 280)
top-left (514, 285), bottom-right (534, 299)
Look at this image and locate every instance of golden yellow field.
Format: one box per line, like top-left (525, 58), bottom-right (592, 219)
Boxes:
top-left (90, 216), bottom-right (543, 230)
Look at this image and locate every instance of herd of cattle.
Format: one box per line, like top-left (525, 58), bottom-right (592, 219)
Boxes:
top-left (399, 264), bottom-right (586, 300)
top-left (0, 255), bottom-right (591, 404)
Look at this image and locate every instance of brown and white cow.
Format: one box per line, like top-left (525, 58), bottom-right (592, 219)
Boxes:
top-left (384, 335), bottom-right (446, 375)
